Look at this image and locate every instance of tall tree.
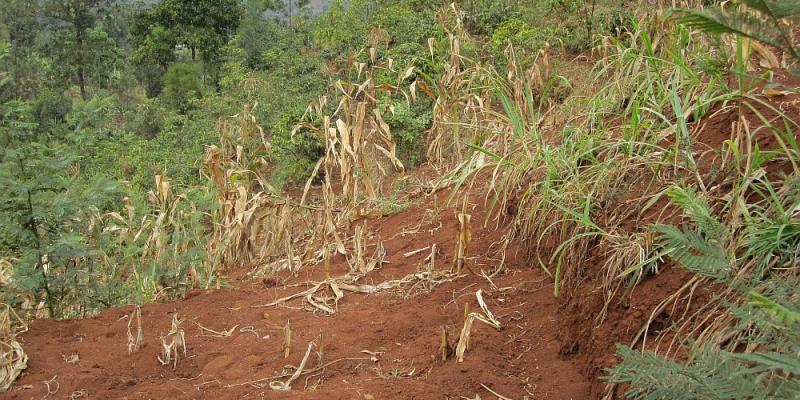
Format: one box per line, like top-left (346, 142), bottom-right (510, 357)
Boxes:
top-left (42, 0), bottom-right (112, 100)
top-left (277, 0), bottom-right (311, 28)
top-left (157, 0), bottom-right (244, 62)
top-left (0, 0), bottom-right (46, 101)
top-left (239, 0), bottom-right (272, 68)
top-left (130, 7), bottom-right (176, 96)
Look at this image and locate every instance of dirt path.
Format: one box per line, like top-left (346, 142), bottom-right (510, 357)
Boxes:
top-left (4, 189), bottom-right (590, 400)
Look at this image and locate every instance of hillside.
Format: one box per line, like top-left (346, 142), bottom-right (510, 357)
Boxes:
top-left (6, 184), bottom-right (595, 399)
top-left (2, 1), bottom-right (800, 399)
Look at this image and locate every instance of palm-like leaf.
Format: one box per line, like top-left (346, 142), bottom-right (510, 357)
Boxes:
top-left (671, 1), bottom-right (800, 59)
top-left (744, 0), bottom-right (800, 19)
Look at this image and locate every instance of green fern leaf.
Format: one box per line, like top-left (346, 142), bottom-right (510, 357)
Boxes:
top-left (655, 224), bottom-right (730, 279)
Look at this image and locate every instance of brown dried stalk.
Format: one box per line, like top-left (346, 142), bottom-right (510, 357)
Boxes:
top-left (157, 314), bottom-right (186, 368)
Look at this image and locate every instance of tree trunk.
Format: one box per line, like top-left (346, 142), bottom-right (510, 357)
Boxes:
top-left (76, 25), bottom-right (87, 100)
top-left (17, 154), bottom-right (53, 317)
top-left (586, 0), bottom-right (598, 46)
top-left (192, 46), bottom-right (196, 60)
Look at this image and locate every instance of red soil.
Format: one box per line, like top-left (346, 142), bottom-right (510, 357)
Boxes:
top-left (4, 186), bottom-right (590, 400)
top-left (6, 72), bottom-right (798, 400)
top-left (557, 84), bottom-right (800, 397)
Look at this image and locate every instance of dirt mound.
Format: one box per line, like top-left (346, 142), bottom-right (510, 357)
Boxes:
top-left (4, 187), bottom-right (590, 400)
top-left (556, 83), bottom-right (800, 398)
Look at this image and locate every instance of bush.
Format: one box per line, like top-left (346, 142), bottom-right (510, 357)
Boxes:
top-left (270, 108), bottom-right (325, 188)
top-left (129, 99), bottom-right (166, 139)
top-left (383, 99), bottom-right (431, 167)
top-left (464, 0), bottom-right (520, 36)
top-left (32, 89), bottom-right (72, 133)
top-left (312, 0), bottom-right (370, 58)
top-left (162, 62), bottom-right (204, 113)
top-left (0, 140), bottom-right (121, 317)
top-left (372, 4), bottom-right (438, 46)
top-left (489, 19), bottom-right (562, 68)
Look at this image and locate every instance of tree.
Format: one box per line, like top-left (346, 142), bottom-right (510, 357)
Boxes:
top-left (0, 100), bottom-right (118, 316)
top-left (130, 0), bottom-right (243, 92)
top-left (239, 0), bottom-right (273, 68)
top-left (156, 0), bottom-right (244, 62)
top-left (130, 7), bottom-right (177, 97)
top-left (271, 0), bottom-right (311, 28)
top-left (0, 0), bottom-right (40, 50)
top-left (42, 0), bottom-right (113, 101)
top-left (0, 0), bottom-right (47, 102)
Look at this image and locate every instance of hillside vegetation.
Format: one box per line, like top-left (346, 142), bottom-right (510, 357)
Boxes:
top-left (1, 0), bottom-right (799, 399)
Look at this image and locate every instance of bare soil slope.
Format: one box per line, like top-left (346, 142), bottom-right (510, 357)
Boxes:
top-left (5, 187), bottom-right (591, 400)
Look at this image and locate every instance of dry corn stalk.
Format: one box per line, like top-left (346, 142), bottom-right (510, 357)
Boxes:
top-left (270, 340), bottom-right (315, 391)
top-left (205, 145), bottom-right (272, 274)
top-left (452, 213), bottom-right (472, 274)
top-left (0, 304), bottom-right (27, 391)
top-left (424, 3), bottom-right (495, 166)
top-left (506, 43), bottom-right (554, 128)
top-left (282, 320), bottom-right (292, 359)
top-left (0, 259), bottom-right (11, 287)
top-left (287, 49), bottom-right (413, 275)
top-left (454, 290), bottom-right (501, 363)
top-left (350, 222), bottom-right (386, 276)
top-left (352, 224), bottom-right (370, 274)
top-left (142, 175), bottom-right (186, 264)
top-left (127, 306), bottom-right (143, 354)
top-left (157, 314), bottom-right (186, 368)
top-left (205, 154), bottom-right (289, 277)
top-left (203, 101), bottom-right (310, 278)
top-left (295, 46), bottom-right (409, 218)
top-left (101, 174), bottom-right (223, 303)
top-left (254, 271), bottom-right (460, 313)
top-left (439, 326), bottom-right (451, 362)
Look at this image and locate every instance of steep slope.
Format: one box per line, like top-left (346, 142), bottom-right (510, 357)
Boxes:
top-left (5, 185), bottom-right (590, 400)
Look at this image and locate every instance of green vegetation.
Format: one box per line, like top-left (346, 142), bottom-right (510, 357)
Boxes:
top-left (1, 0), bottom-right (799, 398)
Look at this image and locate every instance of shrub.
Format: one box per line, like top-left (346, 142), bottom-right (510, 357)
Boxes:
top-left (489, 19), bottom-right (561, 68)
top-left (162, 62), bottom-right (204, 113)
top-left (383, 99), bottom-right (431, 167)
top-left (372, 4), bottom-right (438, 46)
top-left (32, 89), bottom-right (72, 133)
top-left (270, 108), bottom-right (325, 187)
top-left (129, 99), bottom-right (166, 139)
top-left (463, 0), bottom-right (520, 36)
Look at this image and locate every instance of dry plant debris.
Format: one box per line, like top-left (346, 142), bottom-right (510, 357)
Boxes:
top-left (269, 340), bottom-right (315, 391)
top-left (350, 223), bottom-right (384, 275)
top-left (0, 303), bottom-right (27, 391)
top-left (41, 375), bottom-right (59, 398)
top-left (254, 270), bottom-right (461, 314)
top-left (157, 314), bottom-right (186, 368)
top-left (455, 290), bottom-right (501, 363)
top-left (126, 306), bottom-right (143, 354)
top-left (452, 213), bottom-right (472, 274)
top-left (439, 326), bottom-right (452, 362)
top-left (193, 321), bottom-right (239, 338)
top-left (282, 319), bottom-right (292, 359)
top-left (61, 353), bottom-right (79, 364)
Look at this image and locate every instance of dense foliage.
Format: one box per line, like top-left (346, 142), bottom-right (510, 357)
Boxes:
top-left (0, 0), bottom-right (628, 316)
top-left (3, 1), bottom-right (798, 398)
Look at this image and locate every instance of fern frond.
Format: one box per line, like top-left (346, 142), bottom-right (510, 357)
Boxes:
top-left (748, 290), bottom-right (800, 326)
top-left (664, 185), bottom-right (727, 240)
top-left (655, 224), bottom-right (730, 279)
top-left (608, 345), bottom-right (769, 400)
